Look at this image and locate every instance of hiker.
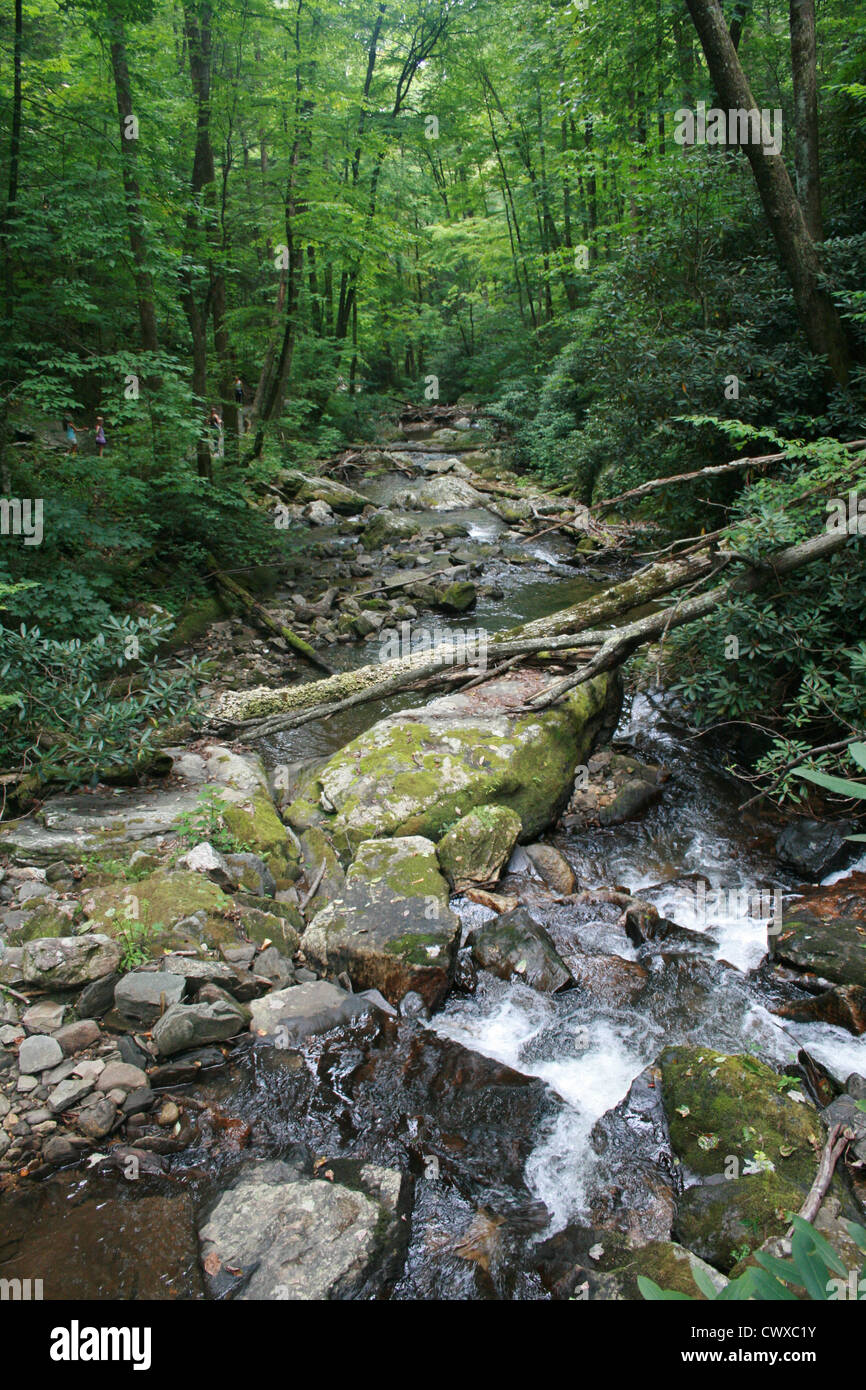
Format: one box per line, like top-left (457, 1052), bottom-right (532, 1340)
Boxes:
top-left (233, 376), bottom-right (244, 406)
top-left (63, 417), bottom-right (87, 455)
top-left (94, 416), bottom-right (107, 457)
top-left (208, 406), bottom-right (224, 458)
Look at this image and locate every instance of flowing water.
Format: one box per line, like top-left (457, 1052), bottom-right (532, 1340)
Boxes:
top-left (5, 448), bottom-right (865, 1299)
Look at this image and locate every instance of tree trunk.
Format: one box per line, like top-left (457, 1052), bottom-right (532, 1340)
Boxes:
top-left (109, 23), bottom-right (160, 356)
top-left (789, 0), bottom-right (823, 240)
top-left (685, 0), bottom-right (849, 384)
top-left (1, 0), bottom-right (23, 312)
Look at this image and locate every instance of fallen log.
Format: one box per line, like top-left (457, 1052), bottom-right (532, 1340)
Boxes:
top-left (206, 530), bottom-right (853, 735)
top-left (207, 558), bottom-right (335, 676)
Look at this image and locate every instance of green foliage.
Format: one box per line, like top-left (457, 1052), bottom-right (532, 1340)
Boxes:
top-left (115, 915), bottom-right (160, 971)
top-left (0, 605), bottom-right (201, 787)
top-left (639, 1216), bottom-right (866, 1301)
top-left (174, 785), bottom-right (252, 855)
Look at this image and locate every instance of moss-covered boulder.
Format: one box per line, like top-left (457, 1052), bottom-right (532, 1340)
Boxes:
top-left (434, 581), bottom-right (476, 614)
top-left (674, 1174), bottom-right (808, 1274)
top-left (594, 1240), bottom-right (729, 1301)
top-left (235, 905), bottom-right (301, 956)
top-left (7, 906), bottom-right (77, 945)
top-left (436, 804), bottom-right (522, 892)
top-left (772, 873), bottom-right (866, 987)
top-left (285, 668), bottom-right (620, 859)
top-left (302, 837), bottom-right (460, 1008)
top-left (79, 871), bottom-right (236, 954)
top-left (660, 1046), bottom-right (823, 1187)
top-left (221, 789), bottom-right (300, 881)
top-left (363, 510), bottom-right (420, 550)
top-left (299, 827), bottom-right (346, 916)
top-left (276, 469), bottom-right (367, 515)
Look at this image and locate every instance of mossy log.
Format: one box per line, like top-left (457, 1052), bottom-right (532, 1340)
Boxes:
top-left (206, 530), bottom-right (851, 736)
top-left (207, 557), bottom-right (335, 676)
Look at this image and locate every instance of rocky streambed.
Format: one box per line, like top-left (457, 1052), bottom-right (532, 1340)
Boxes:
top-left (1, 416), bottom-right (865, 1301)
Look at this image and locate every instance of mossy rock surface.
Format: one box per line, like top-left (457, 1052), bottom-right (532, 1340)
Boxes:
top-left (436, 804), bottom-right (521, 891)
top-left (80, 870), bottom-right (235, 954)
top-left (221, 789), bottom-right (299, 879)
top-left (673, 1174), bottom-right (807, 1274)
top-left (8, 907), bottom-right (77, 945)
top-left (299, 827), bottom-right (346, 914)
top-left (235, 905), bottom-right (301, 956)
top-left (302, 836), bottom-right (460, 1008)
top-left (596, 1240), bottom-right (728, 1300)
top-left (772, 873), bottom-right (866, 987)
top-left (660, 1046), bottom-right (823, 1187)
top-left (286, 669), bottom-right (618, 858)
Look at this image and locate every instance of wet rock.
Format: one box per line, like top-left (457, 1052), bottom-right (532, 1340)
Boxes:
top-left (199, 1158), bottom-right (410, 1300)
top-left (249, 979), bottom-right (374, 1041)
top-left (436, 804), bottom-right (522, 893)
top-left (1, 934), bottom-right (121, 989)
top-left (775, 818), bottom-right (855, 880)
top-left (276, 469), bottom-right (367, 516)
top-left (115, 970), bottom-right (186, 1024)
top-left (524, 843), bottom-right (577, 895)
top-left (303, 837), bottom-right (460, 1009)
top-left (773, 983), bottom-right (866, 1036)
top-left (589, 1064), bottom-right (678, 1246)
top-left (363, 510), bottom-right (420, 549)
top-left (454, 947), bottom-right (478, 993)
top-left (17, 1035), bottom-right (63, 1074)
top-left (42, 1135), bottom-right (78, 1165)
top-left (286, 668), bottom-right (619, 856)
top-left (569, 951), bottom-right (648, 1007)
top-left (822, 1093), bottom-right (866, 1163)
top-left (467, 907), bottom-right (573, 994)
top-left (598, 777), bottom-right (663, 826)
top-left (772, 874), bottom-right (866, 987)
top-left (151, 999), bottom-right (248, 1057)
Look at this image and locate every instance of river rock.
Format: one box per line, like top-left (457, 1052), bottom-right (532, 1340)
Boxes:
top-left (524, 843), bottom-right (577, 894)
top-left (53, 1020), bottom-right (101, 1055)
top-left (433, 581), bottom-right (476, 613)
top-left (151, 998), bottom-right (248, 1056)
top-left (467, 907), bottom-right (573, 993)
top-left (177, 841), bottom-right (234, 888)
top-left (302, 837), bottom-right (460, 1008)
top-left (224, 852), bottom-right (276, 897)
top-left (0, 934), bottom-right (121, 989)
top-left (22, 1000), bottom-right (66, 1033)
top-left (97, 1062), bottom-right (150, 1092)
top-left (775, 818), bottom-right (855, 880)
top-left (771, 873), bottom-right (866, 987)
top-left (249, 980), bottom-right (374, 1041)
top-left (773, 983), bottom-right (866, 1036)
top-left (286, 668), bottom-right (619, 856)
top-left (80, 872), bottom-right (234, 955)
top-left (115, 970), bottom-right (186, 1024)
top-left (198, 1158), bottom-right (409, 1299)
top-left (17, 1035), bottom-right (63, 1074)
top-left (363, 510), bottom-right (420, 549)
top-left (436, 804), bottom-right (522, 892)
top-left (47, 1077), bottom-right (95, 1113)
top-left (76, 1095), bottom-right (118, 1140)
top-left (298, 827), bottom-right (346, 914)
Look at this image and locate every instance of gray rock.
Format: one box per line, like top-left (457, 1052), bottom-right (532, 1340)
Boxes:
top-left (77, 1096), bottom-right (117, 1139)
top-left (97, 1062), bottom-right (149, 1093)
top-left (303, 837), bottom-right (460, 1010)
top-left (198, 1159), bottom-right (408, 1299)
top-left (1, 935), bottom-right (121, 989)
top-left (177, 841), bottom-right (234, 889)
top-left (75, 973), bottom-right (120, 1018)
top-left (115, 971), bottom-right (186, 1024)
top-left (17, 880), bottom-right (53, 903)
top-left (53, 1019), bottom-right (101, 1055)
top-left (524, 843), bottom-right (577, 895)
top-left (22, 1000), bottom-right (66, 1033)
top-left (47, 1077), bottom-right (95, 1113)
top-left (151, 999), bottom-right (247, 1058)
top-left (249, 980), bottom-right (373, 1043)
top-left (42, 1134), bottom-right (78, 1164)
top-left (225, 853), bottom-right (276, 898)
top-left (18, 1034), bottom-right (64, 1074)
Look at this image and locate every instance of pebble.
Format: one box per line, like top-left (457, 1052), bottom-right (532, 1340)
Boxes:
top-left (16, 1074), bottom-right (38, 1093)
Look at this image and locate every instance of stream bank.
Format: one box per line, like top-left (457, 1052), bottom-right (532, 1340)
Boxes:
top-left (1, 416), bottom-right (865, 1300)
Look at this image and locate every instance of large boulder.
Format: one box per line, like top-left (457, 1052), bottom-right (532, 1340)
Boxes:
top-left (276, 469), bottom-right (367, 516)
top-left (436, 804), bottom-right (522, 892)
top-left (302, 837), bottom-right (460, 1009)
top-left (771, 873), bottom-right (866, 987)
top-left (362, 510), bottom-right (420, 550)
top-left (198, 1158), bottom-right (409, 1300)
top-left (0, 934), bottom-right (121, 989)
top-left (285, 669), bottom-right (620, 857)
top-left (249, 980), bottom-right (373, 1041)
top-left (79, 871), bottom-right (235, 954)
